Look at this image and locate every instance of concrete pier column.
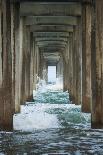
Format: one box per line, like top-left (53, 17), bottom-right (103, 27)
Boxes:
top-left (72, 30), bottom-right (76, 103)
top-left (21, 20), bottom-right (30, 104)
top-left (43, 61), bottom-right (48, 83)
top-left (25, 26), bottom-right (31, 101)
top-left (39, 52), bottom-right (44, 79)
top-left (33, 40), bottom-right (37, 90)
top-left (82, 2), bottom-right (92, 112)
top-left (11, 3), bottom-right (15, 114)
top-left (30, 33), bottom-right (34, 99)
top-left (56, 56), bottom-right (63, 86)
top-left (0, 0), bottom-right (13, 130)
top-left (63, 60), bottom-right (67, 91)
top-left (14, 2), bottom-right (21, 112)
top-left (21, 18), bottom-right (28, 103)
top-left (63, 38), bottom-right (70, 91)
top-left (73, 18), bottom-right (82, 105)
top-left (68, 33), bottom-right (74, 100)
top-left (33, 44), bottom-right (40, 90)
top-left (91, 0), bottom-right (103, 128)
top-left (0, 4), bottom-right (2, 91)
top-left (63, 52), bottom-right (69, 91)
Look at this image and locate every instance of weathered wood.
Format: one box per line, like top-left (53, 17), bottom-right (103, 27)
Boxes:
top-left (82, 3), bottom-right (91, 112)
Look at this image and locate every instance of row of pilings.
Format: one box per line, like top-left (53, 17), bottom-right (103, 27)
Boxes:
top-left (62, 1), bottom-right (103, 128)
top-left (0, 0), bottom-right (41, 130)
top-left (0, 0), bottom-right (103, 130)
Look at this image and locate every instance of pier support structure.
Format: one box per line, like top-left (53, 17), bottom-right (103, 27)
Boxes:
top-left (91, 0), bottom-right (103, 128)
top-left (82, 2), bottom-right (92, 113)
top-left (0, 0), bottom-right (103, 130)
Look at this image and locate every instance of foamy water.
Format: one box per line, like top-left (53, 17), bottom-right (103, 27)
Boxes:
top-left (0, 83), bottom-right (103, 155)
top-left (13, 84), bottom-right (90, 131)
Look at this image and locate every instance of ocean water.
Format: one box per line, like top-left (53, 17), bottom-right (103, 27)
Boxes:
top-left (0, 84), bottom-right (103, 155)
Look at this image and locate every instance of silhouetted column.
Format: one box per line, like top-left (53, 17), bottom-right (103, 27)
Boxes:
top-left (82, 2), bottom-right (92, 112)
top-left (91, 0), bottom-right (103, 128)
top-left (0, 0), bottom-right (13, 131)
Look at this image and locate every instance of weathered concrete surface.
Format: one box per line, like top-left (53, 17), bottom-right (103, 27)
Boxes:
top-left (62, 40), bottom-right (69, 92)
top-left (30, 25), bottom-right (73, 33)
top-left (0, 5), bottom-right (2, 87)
top-left (30, 33), bottom-right (34, 98)
top-left (56, 56), bottom-right (63, 86)
top-left (24, 26), bottom-right (31, 101)
top-left (14, 3), bottom-right (21, 113)
top-left (63, 60), bottom-right (68, 91)
top-left (0, 0), bottom-right (103, 131)
top-left (72, 19), bottom-right (82, 105)
top-left (82, 3), bottom-right (91, 113)
top-left (20, 20), bottom-right (31, 103)
top-left (25, 16), bottom-right (78, 26)
top-left (11, 3), bottom-right (16, 114)
top-left (33, 44), bottom-right (41, 90)
top-left (43, 61), bottom-right (48, 83)
top-left (0, 0), bottom-right (13, 131)
top-left (19, 18), bottom-right (25, 104)
top-left (68, 33), bottom-right (74, 101)
top-left (20, 2), bottom-right (81, 16)
top-left (91, 0), bottom-right (103, 128)
top-left (33, 32), bottom-right (69, 38)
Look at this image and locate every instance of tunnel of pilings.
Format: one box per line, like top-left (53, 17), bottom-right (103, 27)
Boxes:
top-left (0, 0), bottom-right (103, 131)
